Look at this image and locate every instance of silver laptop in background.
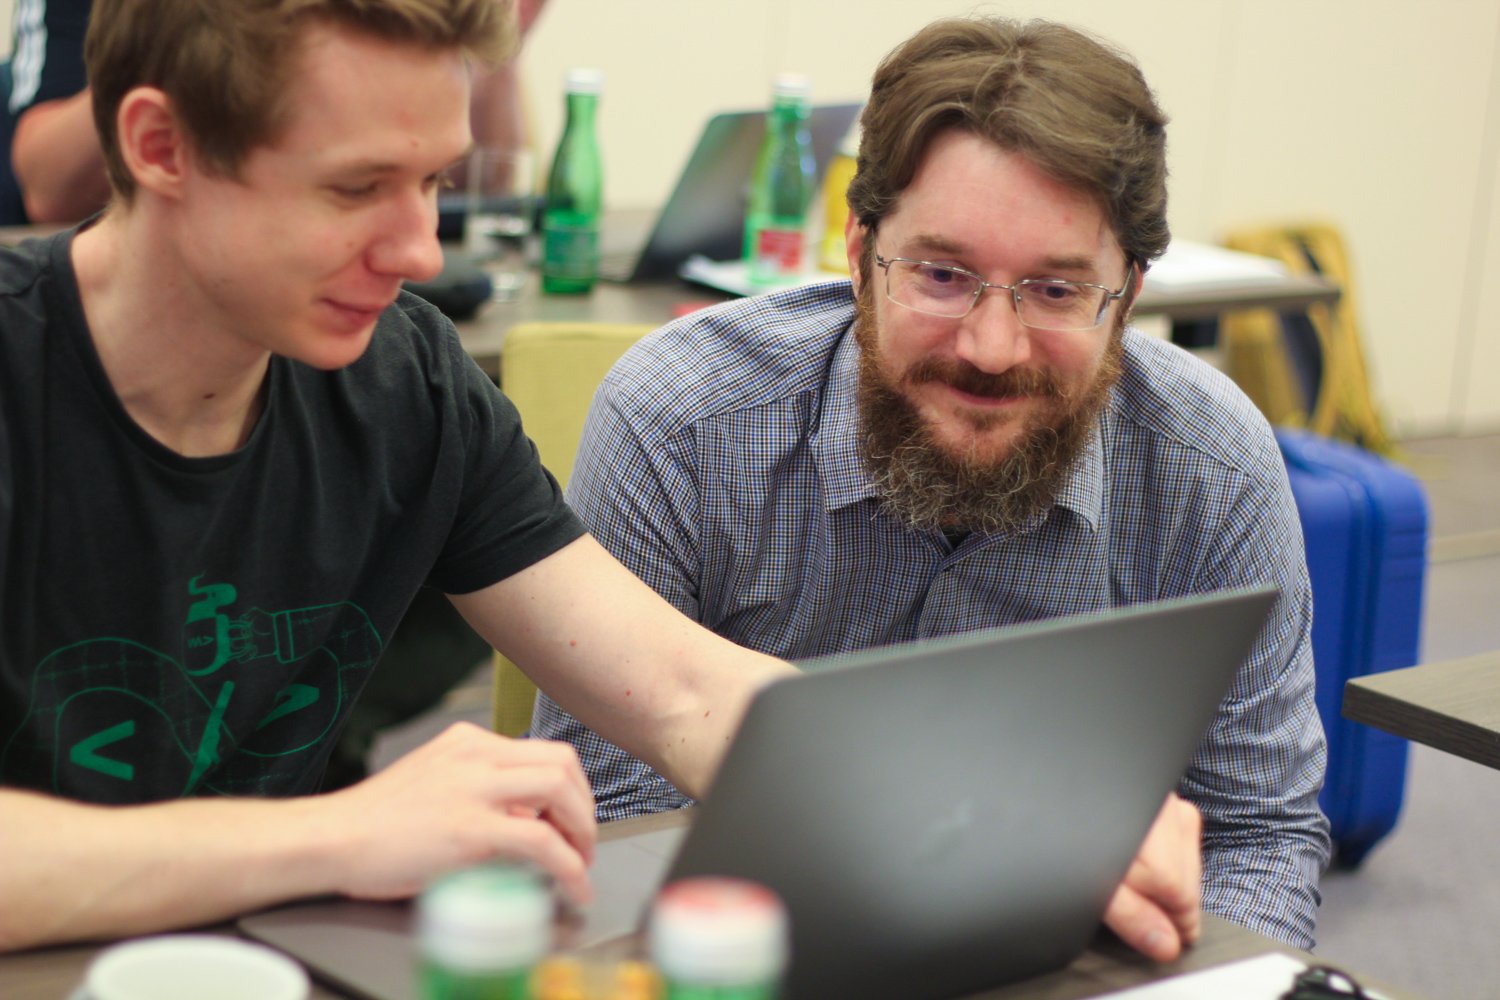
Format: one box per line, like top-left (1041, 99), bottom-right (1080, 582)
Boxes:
top-left (239, 587), bottom-right (1276, 1000)
top-left (597, 102), bottom-right (862, 283)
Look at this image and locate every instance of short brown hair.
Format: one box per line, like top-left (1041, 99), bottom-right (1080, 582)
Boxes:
top-left (847, 17), bottom-right (1170, 270)
top-left (87, 0), bottom-right (514, 201)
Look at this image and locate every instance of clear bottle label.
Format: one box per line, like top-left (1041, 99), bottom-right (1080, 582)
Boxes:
top-left (542, 224), bottom-right (599, 281)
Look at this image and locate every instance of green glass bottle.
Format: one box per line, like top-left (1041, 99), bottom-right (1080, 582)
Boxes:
top-left (743, 74), bottom-right (815, 288)
top-left (542, 68), bottom-right (604, 295)
top-left (649, 877), bottom-right (789, 1000)
top-left (416, 865), bottom-right (551, 1000)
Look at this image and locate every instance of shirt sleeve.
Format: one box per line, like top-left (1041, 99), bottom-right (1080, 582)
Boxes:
top-left (1181, 431), bottom-right (1331, 949)
top-left (529, 355), bottom-right (701, 820)
top-left (425, 326), bottom-right (585, 595)
top-left (8, 0), bottom-right (90, 116)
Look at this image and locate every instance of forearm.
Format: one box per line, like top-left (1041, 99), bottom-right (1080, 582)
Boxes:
top-left (12, 92), bottom-right (113, 223)
top-left (454, 535), bottom-right (795, 798)
top-left (0, 788), bottom-right (341, 952)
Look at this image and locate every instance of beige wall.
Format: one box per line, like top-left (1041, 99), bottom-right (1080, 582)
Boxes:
top-left (520, 0), bottom-right (1500, 438)
top-left (2, 0), bottom-right (1497, 436)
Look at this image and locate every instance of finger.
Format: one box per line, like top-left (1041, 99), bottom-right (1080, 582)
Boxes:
top-left (455, 730), bottom-right (597, 816)
top-left (467, 763), bottom-right (598, 864)
top-left (1103, 882), bottom-right (1183, 962)
top-left (1119, 852), bottom-right (1198, 929)
top-left (488, 813), bottom-right (595, 906)
top-left (1122, 797), bottom-right (1202, 927)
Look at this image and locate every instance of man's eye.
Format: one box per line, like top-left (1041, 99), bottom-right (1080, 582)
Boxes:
top-left (918, 265), bottom-right (963, 286)
top-left (332, 183), bottom-right (378, 200)
top-left (1028, 282), bottom-right (1082, 302)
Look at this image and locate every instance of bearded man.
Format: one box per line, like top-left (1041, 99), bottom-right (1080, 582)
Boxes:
top-left (533, 16), bottom-right (1330, 949)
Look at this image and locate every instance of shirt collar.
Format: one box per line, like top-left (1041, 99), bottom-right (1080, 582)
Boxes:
top-left (813, 325), bottom-right (879, 511)
top-left (811, 321), bottom-right (1107, 533)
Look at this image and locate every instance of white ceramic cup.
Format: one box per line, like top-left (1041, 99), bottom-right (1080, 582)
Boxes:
top-left (74, 935), bottom-right (309, 1000)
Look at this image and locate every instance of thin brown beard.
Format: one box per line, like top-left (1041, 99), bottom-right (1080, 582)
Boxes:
top-left (853, 283), bottom-right (1124, 535)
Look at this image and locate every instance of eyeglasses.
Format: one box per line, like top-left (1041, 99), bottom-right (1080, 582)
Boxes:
top-left (1280, 964), bottom-right (1374, 999)
top-left (874, 254), bottom-right (1133, 332)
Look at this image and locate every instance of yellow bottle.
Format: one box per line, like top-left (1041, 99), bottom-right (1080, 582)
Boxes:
top-left (817, 128), bottom-right (859, 274)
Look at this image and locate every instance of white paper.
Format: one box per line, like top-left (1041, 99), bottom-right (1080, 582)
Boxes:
top-left (1143, 240), bottom-right (1290, 292)
top-left (678, 254), bottom-right (842, 297)
top-left (1095, 952), bottom-right (1397, 1000)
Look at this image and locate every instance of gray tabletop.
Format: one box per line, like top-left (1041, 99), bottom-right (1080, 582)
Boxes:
top-left (1344, 649), bottom-right (1500, 770)
top-left (0, 811), bottom-right (1426, 1000)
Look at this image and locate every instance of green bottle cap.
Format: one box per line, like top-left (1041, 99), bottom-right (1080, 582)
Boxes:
top-left (417, 865), bottom-right (551, 972)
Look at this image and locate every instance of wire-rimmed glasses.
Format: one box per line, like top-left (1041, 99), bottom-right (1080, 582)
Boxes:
top-left (874, 254), bottom-right (1133, 332)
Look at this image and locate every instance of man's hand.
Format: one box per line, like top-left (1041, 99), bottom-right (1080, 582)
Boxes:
top-left (319, 721), bottom-right (598, 905)
top-left (1102, 792), bottom-right (1203, 962)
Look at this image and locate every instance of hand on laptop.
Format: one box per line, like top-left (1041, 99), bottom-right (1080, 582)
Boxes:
top-left (1101, 792), bottom-right (1203, 962)
top-left (321, 721), bottom-right (598, 906)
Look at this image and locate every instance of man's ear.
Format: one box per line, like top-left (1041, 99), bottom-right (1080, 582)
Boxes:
top-left (844, 211), bottom-right (866, 294)
top-left (1123, 260), bottom-right (1146, 321)
top-left (116, 86), bottom-right (191, 199)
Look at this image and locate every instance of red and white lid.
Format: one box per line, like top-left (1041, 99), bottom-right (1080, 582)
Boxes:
top-left (648, 877), bottom-right (789, 985)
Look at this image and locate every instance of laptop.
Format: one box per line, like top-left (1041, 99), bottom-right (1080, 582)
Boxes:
top-left (239, 587), bottom-right (1276, 1000)
top-left (596, 102), bottom-right (862, 283)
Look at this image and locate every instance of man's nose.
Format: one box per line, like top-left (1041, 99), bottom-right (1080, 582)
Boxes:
top-left (953, 288), bottom-right (1033, 373)
top-left (369, 190), bottom-right (445, 284)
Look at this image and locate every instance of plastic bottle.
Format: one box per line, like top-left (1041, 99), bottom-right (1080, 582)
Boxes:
top-left (743, 74), bottom-right (816, 288)
top-left (817, 125), bottom-right (859, 274)
top-left (542, 68), bottom-right (604, 294)
top-left (416, 865), bottom-right (551, 1000)
top-left (648, 877), bottom-right (789, 1000)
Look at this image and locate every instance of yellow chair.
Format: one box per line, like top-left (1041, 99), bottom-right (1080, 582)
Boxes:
top-left (491, 321), bottom-right (657, 737)
top-left (1219, 222), bottom-right (1394, 455)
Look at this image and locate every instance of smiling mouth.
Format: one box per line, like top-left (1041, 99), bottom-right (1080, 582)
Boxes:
top-left (322, 298), bottom-right (393, 326)
top-left (328, 298), bottom-right (389, 314)
top-left (941, 382), bottom-right (1032, 408)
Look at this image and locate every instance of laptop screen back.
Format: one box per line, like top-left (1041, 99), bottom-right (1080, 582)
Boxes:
top-left (665, 587), bottom-right (1277, 999)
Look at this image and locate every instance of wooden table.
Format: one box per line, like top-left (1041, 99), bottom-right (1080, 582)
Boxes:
top-left (0, 811), bottom-right (1423, 1000)
top-left (1135, 272), bottom-right (1339, 323)
top-left (1343, 649), bottom-right (1500, 769)
top-left (452, 268), bottom-right (1339, 376)
top-left (0, 221), bottom-right (1340, 375)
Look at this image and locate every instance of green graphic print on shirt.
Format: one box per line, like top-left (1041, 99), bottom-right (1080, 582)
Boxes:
top-left (0, 575), bottom-right (382, 802)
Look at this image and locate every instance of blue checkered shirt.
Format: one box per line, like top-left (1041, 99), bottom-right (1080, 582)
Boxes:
top-left (533, 280), bottom-right (1330, 947)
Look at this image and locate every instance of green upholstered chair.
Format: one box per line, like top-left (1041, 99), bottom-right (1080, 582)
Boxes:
top-left (492, 321), bottom-right (656, 737)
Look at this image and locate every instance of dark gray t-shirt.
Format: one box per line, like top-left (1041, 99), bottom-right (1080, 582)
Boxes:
top-left (0, 227), bottom-right (583, 802)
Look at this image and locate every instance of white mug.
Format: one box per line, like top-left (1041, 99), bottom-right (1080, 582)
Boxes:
top-left (73, 934), bottom-right (309, 1000)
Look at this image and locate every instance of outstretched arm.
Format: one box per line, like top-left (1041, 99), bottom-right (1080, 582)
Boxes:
top-left (451, 534), bottom-right (796, 800)
top-left (0, 722), bottom-right (595, 952)
top-left (11, 90), bottom-right (113, 223)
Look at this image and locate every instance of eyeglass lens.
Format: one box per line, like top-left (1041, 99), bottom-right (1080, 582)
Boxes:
top-left (885, 259), bottom-right (1108, 329)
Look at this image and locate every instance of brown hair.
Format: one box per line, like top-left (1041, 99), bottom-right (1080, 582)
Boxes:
top-left (87, 0), bottom-right (514, 201)
top-left (847, 17), bottom-right (1170, 271)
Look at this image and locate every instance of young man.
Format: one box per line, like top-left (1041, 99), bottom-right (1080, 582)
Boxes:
top-left (0, 1), bottom-right (1200, 962)
top-left (0, 0), bottom-right (785, 951)
top-left (536, 18), bottom-right (1332, 949)
top-left (1, 0), bottom-right (544, 223)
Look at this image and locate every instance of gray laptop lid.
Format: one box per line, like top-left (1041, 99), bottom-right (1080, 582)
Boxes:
top-left (239, 587), bottom-right (1274, 1000)
top-left (598, 102), bottom-right (862, 283)
top-left (666, 586), bottom-right (1277, 999)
